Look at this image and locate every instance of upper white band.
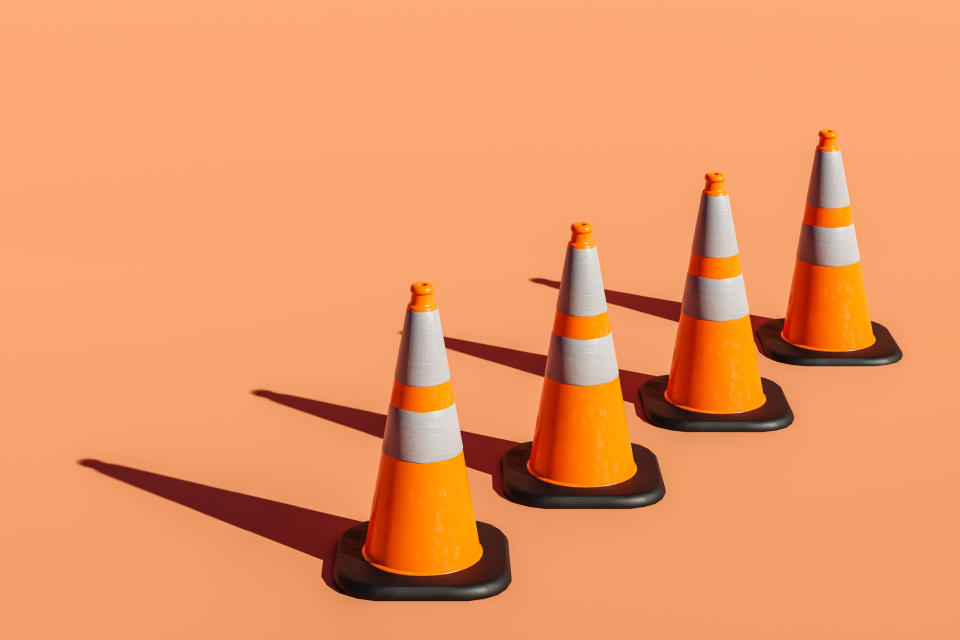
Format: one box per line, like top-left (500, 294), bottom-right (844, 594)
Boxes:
top-left (382, 404), bottom-right (463, 464)
top-left (806, 149), bottom-right (850, 209)
top-left (556, 246), bottom-right (608, 317)
top-left (692, 194), bottom-right (739, 258)
top-left (545, 333), bottom-right (620, 386)
top-left (394, 309), bottom-right (451, 387)
top-left (796, 223), bottom-right (861, 267)
top-left (681, 274), bottom-right (750, 322)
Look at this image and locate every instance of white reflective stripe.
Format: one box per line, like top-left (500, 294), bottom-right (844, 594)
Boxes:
top-left (382, 404), bottom-right (463, 464)
top-left (556, 246), bottom-right (608, 317)
top-left (806, 149), bottom-right (850, 209)
top-left (545, 333), bottom-right (619, 386)
top-left (394, 309), bottom-right (451, 387)
top-left (796, 223), bottom-right (861, 267)
top-left (691, 194), bottom-right (739, 258)
top-left (681, 274), bottom-right (750, 322)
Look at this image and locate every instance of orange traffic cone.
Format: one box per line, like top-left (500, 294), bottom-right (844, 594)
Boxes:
top-left (639, 174), bottom-right (793, 431)
top-left (756, 130), bottom-right (902, 365)
top-left (500, 223), bottom-right (665, 508)
top-left (333, 282), bottom-right (510, 600)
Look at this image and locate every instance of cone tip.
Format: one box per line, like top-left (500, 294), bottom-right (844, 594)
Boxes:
top-left (569, 222), bottom-right (596, 249)
top-left (408, 282), bottom-right (438, 312)
top-left (818, 129), bottom-right (840, 151)
top-left (703, 172), bottom-right (728, 196)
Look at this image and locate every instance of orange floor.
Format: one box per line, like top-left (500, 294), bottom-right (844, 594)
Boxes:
top-left (4, 2), bottom-right (958, 638)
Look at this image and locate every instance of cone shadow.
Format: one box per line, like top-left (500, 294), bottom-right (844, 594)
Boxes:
top-left (251, 391), bottom-right (517, 497)
top-left (442, 337), bottom-right (546, 376)
top-left (529, 278), bottom-right (773, 348)
top-left (78, 459), bottom-right (357, 591)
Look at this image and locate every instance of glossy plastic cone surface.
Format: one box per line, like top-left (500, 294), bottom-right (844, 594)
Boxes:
top-left (782, 130), bottom-right (875, 351)
top-left (362, 282), bottom-right (483, 576)
top-left (665, 173), bottom-right (766, 414)
top-left (528, 223), bottom-right (637, 487)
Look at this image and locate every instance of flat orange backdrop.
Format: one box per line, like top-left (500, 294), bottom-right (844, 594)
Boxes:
top-left (3, 2), bottom-right (958, 638)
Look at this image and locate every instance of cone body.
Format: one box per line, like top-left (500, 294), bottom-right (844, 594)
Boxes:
top-left (528, 226), bottom-right (637, 487)
top-left (782, 134), bottom-right (874, 351)
top-left (665, 179), bottom-right (766, 414)
top-left (362, 286), bottom-right (483, 576)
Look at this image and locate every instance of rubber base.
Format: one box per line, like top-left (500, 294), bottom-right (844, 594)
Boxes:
top-left (756, 319), bottom-right (902, 366)
top-left (332, 521), bottom-right (511, 601)
top-left (638, 375), bottom-right (793, 432)
top-left (499, 442), bottom-right (665, 509)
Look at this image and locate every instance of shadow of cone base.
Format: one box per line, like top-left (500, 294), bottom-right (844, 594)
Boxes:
top-left (638, 375), bottom-right (793, 432)
top-left (500, 442), bottom-right (665, 509)
top-left (756, 319), bottom-right (902, 366)
top-left (333, 521), bottom-right (511, 601)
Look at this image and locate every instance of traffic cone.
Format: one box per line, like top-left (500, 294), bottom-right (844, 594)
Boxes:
top-left (333, 282), bottom-right (511, 601)
top-left (639, 173), bottom-right (794, 431)
top-left (756, 130), bottom-right (902, 365)
top-left (500, 223), bottom-right (665, 508)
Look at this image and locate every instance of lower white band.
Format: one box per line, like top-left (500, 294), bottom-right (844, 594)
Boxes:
top-left (681, 274), bottom-right (750, 322)
top-left (382, 404), bottom-right (463, 464)
top-left (545, 333), bottom-right (620, 386)
top-left (796, 223), bottom-right (861, 267)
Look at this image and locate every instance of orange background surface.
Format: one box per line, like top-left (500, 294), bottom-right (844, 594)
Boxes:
top-left (3, 2), bottom-right (959, 638)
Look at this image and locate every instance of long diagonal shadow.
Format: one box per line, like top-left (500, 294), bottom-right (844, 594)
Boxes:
top-left (79, 459), bottom-right (356, 591)
top-left (251, 391), bottom-right (517, 496)
top-left (529, 278), bottom-right (773, 341)
top-left (442, 337), bottom-right (653, 406)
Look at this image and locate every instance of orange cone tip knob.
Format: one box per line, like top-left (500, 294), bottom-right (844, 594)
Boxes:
top-left (568, 222), bottom-right (596, 249)
top-left (408, 281), bottom-right (438, 312)
top-left (703, 172), bottom-right (728, 196)
top-left (817, 129), bottom-right (840, 151)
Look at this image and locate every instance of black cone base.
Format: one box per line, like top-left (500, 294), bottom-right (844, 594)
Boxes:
top-left (756, 318), bottom-right (902, 366)
top-left (332, 521), bottom-right (510, 601)
top-left (499, 441), bottom-right (665, 509)
top-left (638, 375), bottom-right (793, 432)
